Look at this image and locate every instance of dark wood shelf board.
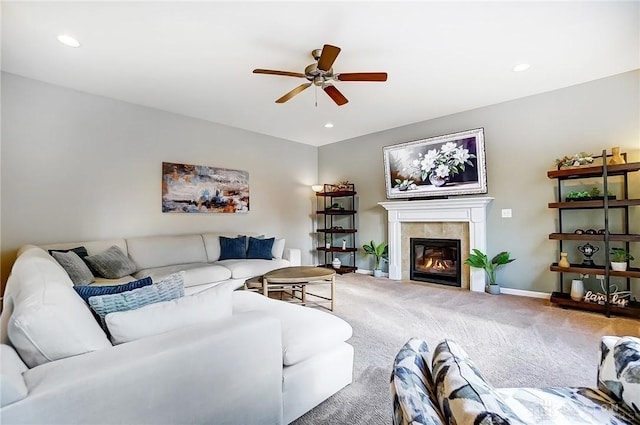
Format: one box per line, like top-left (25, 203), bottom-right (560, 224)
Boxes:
top-left (548, 199), bottom-right (640, 209)
top-left (550, 292), bottom-right (640, 319)
top-left (316, 191), bottom-right (356, 197)
top-left (317, 247), bottom-right (358, 253)
top-left (318, 264), bottom-right (357, 274)
top-left (318, 229), bottom-right (357, 234)
top-left (549, 263), bottom-right (640, 278)
top-left (547, 162), bottom-right (640, 179)
top-left (548, 233), bottom-right (640, 242)
top-left (316, 210), bottom-right (357, 215)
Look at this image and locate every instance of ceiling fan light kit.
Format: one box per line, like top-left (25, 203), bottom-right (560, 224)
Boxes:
top-left (253, 44), bottom-right (387, 106)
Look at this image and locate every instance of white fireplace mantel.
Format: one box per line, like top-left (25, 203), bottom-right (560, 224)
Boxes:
top-left (379, 197), bottom-right (494, 292)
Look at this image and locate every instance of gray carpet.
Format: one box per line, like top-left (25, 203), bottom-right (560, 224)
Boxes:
top-left (292, 273), bottom-right (640, 425)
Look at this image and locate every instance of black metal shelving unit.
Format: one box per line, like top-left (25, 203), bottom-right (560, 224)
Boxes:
top-left (315, 183), bottom-right (357, 274)
top-left (547, 150), bottom-right (640, 318)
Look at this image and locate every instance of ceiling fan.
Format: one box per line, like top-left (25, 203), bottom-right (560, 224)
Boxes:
top-left (253, 44), bottom-right (387, 106)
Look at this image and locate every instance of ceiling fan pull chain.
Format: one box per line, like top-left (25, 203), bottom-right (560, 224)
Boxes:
top-left (315, 85), bottom-right (318, 107)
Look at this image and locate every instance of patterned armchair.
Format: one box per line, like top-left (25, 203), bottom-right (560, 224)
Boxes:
top-left (391, 336), bottom-right (640, 425)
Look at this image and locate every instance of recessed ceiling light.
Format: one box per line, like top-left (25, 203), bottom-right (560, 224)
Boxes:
top-left (512, 63), bottom-right (530, 72)
top-left (324, 123), bottom-right (334, 128)
top-left (57, 34), bottom-right (80, 48)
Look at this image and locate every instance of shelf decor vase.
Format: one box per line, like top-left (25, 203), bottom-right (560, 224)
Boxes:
top-left (428, 171), bottom-right (448, 187)
top-left (558, 252), bottom-right (570, 268)
top-left (608, 147), bottom-right (625, 165)
top-left (570, 279), bottom-right (585, 302)
top-left (332, 258), bottom-right (341, 269)
top-left (611, 261), bottom-right (628, 272)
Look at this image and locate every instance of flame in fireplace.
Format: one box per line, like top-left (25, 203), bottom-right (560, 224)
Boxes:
top-left (423, 258), bottom-right (454, 271)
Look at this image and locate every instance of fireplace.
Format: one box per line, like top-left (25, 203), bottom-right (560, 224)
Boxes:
top-left (379, 197), bottom-right (493, 292)
top-left (410, 238), bottom-right (461, 287)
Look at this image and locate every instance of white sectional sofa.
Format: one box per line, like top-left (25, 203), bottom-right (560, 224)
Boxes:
top-left (0, 234), bottom-right (354, 424)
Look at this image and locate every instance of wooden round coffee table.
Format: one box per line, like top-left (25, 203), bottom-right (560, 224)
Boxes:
top-left (246, 266), bottom-right (336, 311)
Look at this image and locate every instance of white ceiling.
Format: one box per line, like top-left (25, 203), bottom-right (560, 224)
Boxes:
top-left (2, 1), bottom-right (639, 146)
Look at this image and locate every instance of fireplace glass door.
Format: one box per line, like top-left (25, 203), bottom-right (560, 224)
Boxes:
top-left (410, 238), bottom-right (461, 287)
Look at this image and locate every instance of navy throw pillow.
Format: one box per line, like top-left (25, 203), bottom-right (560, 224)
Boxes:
top-left (74, 277), bottom-right (153, 304)
top-left (219, 236), bottom-right (247, 260)
top-left (247, 237), bottom-right (275, 260)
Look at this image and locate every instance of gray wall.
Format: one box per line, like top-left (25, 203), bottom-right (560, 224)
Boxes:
top-left (1, 73), bottom-right (318, 287)
top-left (319, 70), bottom-right (640, 294)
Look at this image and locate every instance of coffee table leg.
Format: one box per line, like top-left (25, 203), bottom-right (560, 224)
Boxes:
top-left (330, 275), bottom-right (335, 311)
top-left (263, 277), bottom-right (268, 298)
top-left (302, 284), bottom-right (306, 306)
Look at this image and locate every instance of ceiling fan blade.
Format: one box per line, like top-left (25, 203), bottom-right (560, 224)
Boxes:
top-left (253, 69), bottom-right (306, 78)
top-left (275, 83), bottom-right (312, 103)
top-left (323, 84), bottom-right (349, 106)
top-left (336, 72), bottom-right (388, 82)
top-left (317, 44), bottom-right (341, 71)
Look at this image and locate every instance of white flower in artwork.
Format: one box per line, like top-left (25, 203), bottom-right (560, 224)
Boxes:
top-left (420, 157), bottom-right (436, 172)
top-left (441, 142), bottom-right (458, 154)
top-left (435, 164), bottom-right (450, 178)
top-left (453, 148), bottom-right (470, 164)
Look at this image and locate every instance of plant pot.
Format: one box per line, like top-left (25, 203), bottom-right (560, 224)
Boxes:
top-left (611, 261), bottom-right (628, 271)
top-left (486, 284), bottom-right (500, 295)
top-left (373, 269), bottom-right (383, 278)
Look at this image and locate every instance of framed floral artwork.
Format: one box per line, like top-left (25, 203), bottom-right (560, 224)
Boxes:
top-left (382, 128), bottom-right (487, 199)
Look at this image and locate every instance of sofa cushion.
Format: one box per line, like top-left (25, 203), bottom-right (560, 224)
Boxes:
top-left (73, 277), bottom-right (153, 304)
top-left (432, 340), bottom-right (524, 425)
top-left (88, 273), bottom-right (185, 328)
top-left (0, 345), bottom-right (29, 407)
top-left (232, 291), bottom-right (352, 366)
top-left (51, 250), bottom-right (95, 285)
top-left (495, 387), bottom-right (637, 425)
top-left (598, 336), bottom-right (640, 418)
top-left (247, 237), bottom-right (275, 260)
top-left (126, 234), bottom-right (208, 270)
top-left (106, 283), bottom-right (233, 345)
top-left (272, 238), bottom-right (285, 259)
top-left (6, 246), bottom-right (111, 368)
top-left (133, 263), bottom-right (232, 288)
top-left (203, 233), bottom-right (285, 261)
top-left (216, 259), bottom-right (290, 279)
top-left (85, 245), bottom-right (137, 279)
top-left (219, 236), bottom-right (247, 260)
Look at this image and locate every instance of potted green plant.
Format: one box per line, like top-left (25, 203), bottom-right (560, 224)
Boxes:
top-left (464, 249), bottom-right (515, 294)
top-left (610, 247), bottom-right (634, 271)
top-left (361, 240), bottom-right (388, 277)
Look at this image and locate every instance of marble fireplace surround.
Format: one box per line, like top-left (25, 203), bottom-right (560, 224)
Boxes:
top-left (379, 197), bottom-right (494, 292)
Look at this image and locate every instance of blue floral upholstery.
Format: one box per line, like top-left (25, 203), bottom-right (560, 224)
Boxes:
top-left (392, 337), bottom-right (640, 425)
top-left (432, 340), bottom-right (525, 424)
top-left (390, 338), bottom-right (445, 425)
top-left (599, 336), bottom-right (640, 421)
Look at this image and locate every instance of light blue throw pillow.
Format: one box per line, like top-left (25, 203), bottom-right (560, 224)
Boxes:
top-left (88, 273), bottom-right (184, 329)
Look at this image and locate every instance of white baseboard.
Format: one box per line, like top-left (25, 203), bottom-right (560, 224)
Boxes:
top-left (355, 269), bottom-right (389, 277)
top-left (500, 287), bottom-right (551, 299)
top-left (346, 268), bottom-right (549, 298)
